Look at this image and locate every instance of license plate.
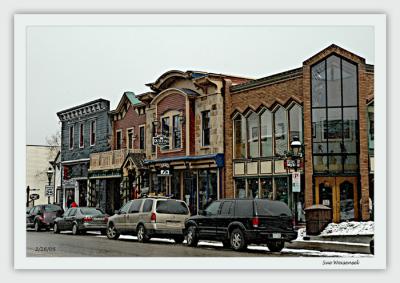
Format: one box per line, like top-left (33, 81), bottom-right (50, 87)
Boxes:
top-left (94, 218), bottom-right (103, 221)
top-left (272, 233), bottom-right (281, 239)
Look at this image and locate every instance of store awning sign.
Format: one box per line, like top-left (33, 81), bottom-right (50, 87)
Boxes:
top-left (152, 135), bottom-right (169, 146)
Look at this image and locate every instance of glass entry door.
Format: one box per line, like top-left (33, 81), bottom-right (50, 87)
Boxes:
top-left (315, 176), bottom-right (358, 222)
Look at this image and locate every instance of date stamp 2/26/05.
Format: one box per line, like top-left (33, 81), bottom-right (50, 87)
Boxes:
top-left (34, 247), bottom-right (56, 253)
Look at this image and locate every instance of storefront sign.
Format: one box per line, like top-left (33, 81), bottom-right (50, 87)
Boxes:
top-left (152, 135), bottom-right (169, 146)
top-left (158, 169), bottom-right (172, 177)
top-left (292, 172), bottom-right (301, 193)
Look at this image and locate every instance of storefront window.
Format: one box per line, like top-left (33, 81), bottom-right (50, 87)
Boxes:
top-left (327, 55), bottom-right (342, 107)
top-left (234, 115), bottom-right (246, 159)
top-left (173, 115), bottom-right (181, 149)
top-left (235, 178), bottom-right (246, 199)
top-left (289, 104), bottom-right (303, 143)
top-left (247, 178), bottom-right (259, 198)
top-left (260, 110), bottom-right (273, 157)
top-left (275, 177), bottom-right (289, 204)
top-left (161, 117), bottom-right (170, 151)
top-left (198, 170), bottom-right (217, 211)
top-left (260, 177), bottom-right (273, 199)
top-left (247, 112), bottom-right (259, 158)
top-left (171, 170), bottom-right (181, 199)
top-left (312, 60), bottom-right (326, 108)
top-left (274, 107), bottom-right (288, 156)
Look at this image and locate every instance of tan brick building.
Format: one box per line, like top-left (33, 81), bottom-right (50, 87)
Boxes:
top-left (223, 44), bottom-right (374, 223)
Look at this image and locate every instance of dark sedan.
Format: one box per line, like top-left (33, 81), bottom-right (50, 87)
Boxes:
top-left (53, 207), bottom-right (108, 235)
top-left (26, 204), bottom-right (63, 231)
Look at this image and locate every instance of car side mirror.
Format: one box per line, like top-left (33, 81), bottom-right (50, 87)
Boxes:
top-left (115, 210), bottom-right (120, 215)
top-left (26, 211), bottom-right (30, 215)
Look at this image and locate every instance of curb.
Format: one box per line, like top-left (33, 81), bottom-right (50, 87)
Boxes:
top-left (286, 240), bottom-right (371, 254)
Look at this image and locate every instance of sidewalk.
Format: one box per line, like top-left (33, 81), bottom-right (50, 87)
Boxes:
top-left (286, 222), bottom-right (374, 254)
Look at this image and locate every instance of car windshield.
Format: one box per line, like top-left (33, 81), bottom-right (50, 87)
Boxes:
top-left (79, 208), bottom-right (104, 216)
top-left (156, 200), bottom-right (189, 215)
top-left (255, 199), bottom-right (292, 217)
top-left (44, 204), bottom-right (62, 212)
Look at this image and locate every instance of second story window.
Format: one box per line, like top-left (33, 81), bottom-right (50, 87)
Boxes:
top-left (139, 125), bottom-right (145, 150)
top-left (116, 130), bottom-right (122, 150)
top-left (172, 115), bottom-right (181, 149)
top-left (151, 123), bottom-right (156, 153)
top-left (69, 125), bottom-right (74, 150)
top-left (202, 111), bottom-right (210, 146)
top-left (161, 117), bottom-right (170, 151)
top-left (79, 123), bottom-right (84, 148)
top-left (127, 128), bottom-right (134, 149)
top-left (90, 120), bottom-right (96, 146)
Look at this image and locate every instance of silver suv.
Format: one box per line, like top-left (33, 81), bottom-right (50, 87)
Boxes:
top-left (106, 198), bottom-right (190, 244)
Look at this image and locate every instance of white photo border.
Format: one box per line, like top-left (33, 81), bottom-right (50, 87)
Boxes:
top-left (14, 13), bottom-right (386, 269)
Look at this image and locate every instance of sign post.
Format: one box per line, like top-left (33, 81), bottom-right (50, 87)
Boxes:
top-left (292, 172), bottom-right (301, 193)
top-left (45, 185), bottom-right (54, 197)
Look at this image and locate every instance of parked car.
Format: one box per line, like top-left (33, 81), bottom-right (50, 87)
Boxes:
top-left (26, 204), bottom-right (64, 231)
top-left (184, 198), bottom-right (297, 252)
top-left (53, 207), bottom-right (108, 235)
top-left (106, 197), bottom-right (190, 243)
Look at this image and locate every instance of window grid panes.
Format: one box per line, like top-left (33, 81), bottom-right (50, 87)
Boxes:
top-left (311, 55), bottom-right (359, 174)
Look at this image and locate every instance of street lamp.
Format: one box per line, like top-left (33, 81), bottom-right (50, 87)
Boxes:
top-left (46, 167), bottom-right (54, 204)
top-left (290, 136), bottom-right (302, 171)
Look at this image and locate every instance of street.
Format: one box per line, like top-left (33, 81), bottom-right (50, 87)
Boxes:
top-left (26, 230), bottom-right (372, 257)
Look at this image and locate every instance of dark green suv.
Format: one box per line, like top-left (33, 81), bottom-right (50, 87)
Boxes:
top-left (184, 199), bottom-right (297, 252)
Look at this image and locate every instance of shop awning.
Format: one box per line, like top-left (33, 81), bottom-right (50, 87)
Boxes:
top-left (144, 153), bottom-right (224, 168)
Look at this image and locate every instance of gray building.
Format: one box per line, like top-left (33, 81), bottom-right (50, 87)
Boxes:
top-left (57, 99), bottom-right (111, 210)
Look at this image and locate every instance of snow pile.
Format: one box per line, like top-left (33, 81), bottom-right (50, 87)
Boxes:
top-left (296, 228), bottom-right (307, 240)
top-left (320, 221), bottom-right (374, 236)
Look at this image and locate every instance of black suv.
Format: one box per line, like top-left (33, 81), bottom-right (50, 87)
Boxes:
top-left (184, 199), bottom-right (297, 252)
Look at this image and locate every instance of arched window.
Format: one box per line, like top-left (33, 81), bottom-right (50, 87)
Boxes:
top-left (247, 112), bottom-right (259, 158)
top-left (234, 115), bottom-right (246, 159)
top-left (289, 104), bottom-right (303, 144)
top-left (260, 109), bottom-right (273, 157)
top-left (274, 106), bottom-right (288, 156)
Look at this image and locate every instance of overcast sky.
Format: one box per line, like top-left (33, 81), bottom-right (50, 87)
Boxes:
top-left (26, 25), bottom-right (374, 145)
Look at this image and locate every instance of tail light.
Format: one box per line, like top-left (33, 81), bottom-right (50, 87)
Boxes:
top-left (38, 216), bottom-right (44, 222)
top-left (83, 217), bottom-right (93, 222)
top-left (104, 216), bottom-right (109, 223)
top-left (252, 217), bottom-right (259, 228)
top-left (150, 212), bottom-right (156, 223)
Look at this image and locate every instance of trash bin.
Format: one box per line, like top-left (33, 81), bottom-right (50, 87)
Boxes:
top-left (304, 204), bottom-right (332, 235)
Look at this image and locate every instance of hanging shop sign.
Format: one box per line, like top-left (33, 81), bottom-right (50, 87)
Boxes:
top-left (30, 194), bottom-right (40, 200)
top-left (152, 135), bottom-right (169, 146)
top-left (292, 172), bottom-right (301, 193)
top-left (157, 168), bottom-right (172, 177)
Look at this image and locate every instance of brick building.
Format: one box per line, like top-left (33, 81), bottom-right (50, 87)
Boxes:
top-left (87, 92), bottom-right (147, 214)
top-left (139, 70), bottom-right (249, 214)
top-left (223, 44), bottom-right (374, 223)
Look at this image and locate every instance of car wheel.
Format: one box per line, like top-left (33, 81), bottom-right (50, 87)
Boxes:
top-left (34, 221), bottom-right (41, 232)
top-left (53, 223), bottom-right (60, 234)
top-left (106, 223), bottom-right (120, 240)
top-left (186, 226), bottom-right (198, 247)
top-left (230, 228), bottom-right (247, 251)
top-left (267, 241), bottom-right (285, 252)
top-left (72, 224), bottom-right (79, 235)
top-left (137, 225), bottom-right (150, 243)
top-left (174, 235), bottom-right (185, 244)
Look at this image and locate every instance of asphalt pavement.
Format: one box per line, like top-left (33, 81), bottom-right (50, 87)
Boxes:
top-left (26, 230), bottom-right (371, 257)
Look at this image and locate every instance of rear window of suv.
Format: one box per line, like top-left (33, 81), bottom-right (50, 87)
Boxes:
top-left (255, 199), bottom-right (292, 216)
top-left (234, 200), bottom-right (254, 217)
top-left (156, 200), bottom-right (189, 215)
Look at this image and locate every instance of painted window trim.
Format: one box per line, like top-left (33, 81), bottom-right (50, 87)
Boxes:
top-left (79, 123), bottom-right (84, 148)
top-left (160, 110), bottom-right (183, 152)
top-left (69, 125), bottom-right (74, 150)
top-left (139, 124), bottom-right (146, 150)
top-left (115, 129), bottom-right (123, 150)
top-left (90, 120), bottom-right (96, 146)
top-left (126, 127), bottom-right (134, 150)
top-left (201, 110), bottom-right (211, 147)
